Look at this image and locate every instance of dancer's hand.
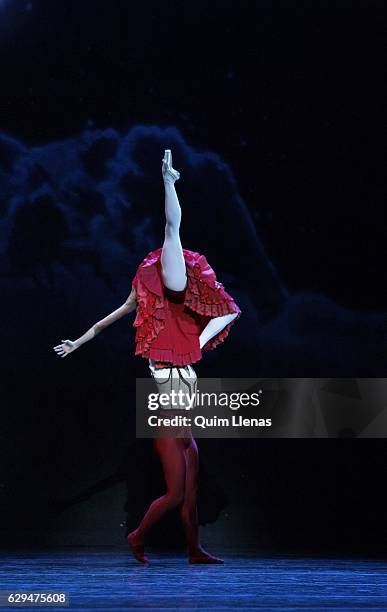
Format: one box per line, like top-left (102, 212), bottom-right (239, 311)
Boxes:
top-left (53, 339), bottom-right (77, 358)
top-left (162, 149), bottom-right (180, 184)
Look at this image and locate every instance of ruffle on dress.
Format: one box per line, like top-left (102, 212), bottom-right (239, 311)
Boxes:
top-left (131, 248), bottom-right (241, 361)
top-left (147, 347), bottom-right (202, 366)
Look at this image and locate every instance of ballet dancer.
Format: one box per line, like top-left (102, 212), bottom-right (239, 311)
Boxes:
top-left (53, 149), bottom-right (241, 564)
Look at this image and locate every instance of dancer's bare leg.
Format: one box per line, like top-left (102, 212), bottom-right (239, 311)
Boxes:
top-left (127, 437), bottom-right (186, 564)
top-left (160, 149), bottom-right (187, 292)
top-left (181, 435), bottom-right (224, 564)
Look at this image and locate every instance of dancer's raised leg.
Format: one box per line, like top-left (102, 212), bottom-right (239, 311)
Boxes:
top-left (160, 149), bottom-right (187, 291)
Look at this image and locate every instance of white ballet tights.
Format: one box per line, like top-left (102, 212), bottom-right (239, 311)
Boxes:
top-left (151, 151), bottom-right (237, 372)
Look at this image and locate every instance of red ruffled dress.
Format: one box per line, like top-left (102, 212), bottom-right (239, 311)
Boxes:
top-left (131, 248), bottom-right (241, 369)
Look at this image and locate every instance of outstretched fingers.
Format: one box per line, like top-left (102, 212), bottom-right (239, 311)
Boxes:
top-left (53, 341), bottom-right (70, 357)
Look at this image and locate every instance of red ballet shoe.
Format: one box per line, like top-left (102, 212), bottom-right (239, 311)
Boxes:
top-left (127, 531), bottom-right (149, 564)
top-left (188, 546), bottom-right (224, 564)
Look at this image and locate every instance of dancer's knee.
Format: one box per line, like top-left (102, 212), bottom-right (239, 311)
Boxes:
top-left (165, 221), bottom-right (180, 238)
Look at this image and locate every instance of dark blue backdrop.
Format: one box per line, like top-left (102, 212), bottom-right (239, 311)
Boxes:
top-left (0, 0), bottom-right (385, 555)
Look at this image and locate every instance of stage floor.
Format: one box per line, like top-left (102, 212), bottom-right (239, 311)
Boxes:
top-left (0, 548), bottom-right (386, 610)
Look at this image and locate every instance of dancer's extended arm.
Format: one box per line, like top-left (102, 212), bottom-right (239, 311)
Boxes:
top-left (199, 313), bottom-right (238, 349)
top-left (53, 286), bottom-right (137, 358)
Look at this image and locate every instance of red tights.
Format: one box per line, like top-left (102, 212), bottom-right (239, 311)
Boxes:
top-left (127, 435), bottom-right (224, 563)
top-left (136, 435), bottom-right (199, 552)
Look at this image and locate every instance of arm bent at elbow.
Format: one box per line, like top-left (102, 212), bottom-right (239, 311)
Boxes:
top-left (199, 312), bottom-right (238, 349)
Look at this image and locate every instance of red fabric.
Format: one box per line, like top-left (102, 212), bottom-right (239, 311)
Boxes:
top-left (131, 248), bottom-right (241, 368)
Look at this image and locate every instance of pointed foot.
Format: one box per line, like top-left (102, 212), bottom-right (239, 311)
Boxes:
top-left (127, 531), bottom-right (149, 564)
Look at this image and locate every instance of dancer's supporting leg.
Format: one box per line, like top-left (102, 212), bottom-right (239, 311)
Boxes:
top-left (127, 438), bottom-right (186, 564)
top-left (180, 435), bottom-right (224, 564)
top-left (180, 436), bottom-right (199, 554)
top-left (160, 149), bottom-right (187, 291)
